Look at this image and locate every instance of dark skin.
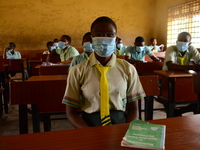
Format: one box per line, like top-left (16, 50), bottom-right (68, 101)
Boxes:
top-left (151, 39), bottom-right (164, 52)
top-left (46, 36), bottom-right (73, 64)
top-left (125, 41), bottom-right (160, 64)
top-left (66, 22), bottom-right (138, 128)
top-left (3, 43), bottom-right (15, 59)
top-left (166, 34), bottom-right (200, 72)
top-left (47, 43), bottom-right (54, 53)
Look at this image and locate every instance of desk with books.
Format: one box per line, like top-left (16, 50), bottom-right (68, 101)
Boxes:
top-left (1, 115), bottom-right (200, 150)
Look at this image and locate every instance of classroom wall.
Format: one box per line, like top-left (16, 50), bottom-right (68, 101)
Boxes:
top-left (0, 0), bottom-right (156, 52)
top-left (156, 0), bottom-right (196, 48)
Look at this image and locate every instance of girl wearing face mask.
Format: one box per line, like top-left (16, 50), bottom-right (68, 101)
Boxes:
top-left (43, 41), bottom-right (56, 54)
top-left (3, 42), bottom-right (21, 59)
top-left (115, 37), bottom-right (127, 55)
top-left (69, 32), bottom-right (94, 70)
top-left (124, 36), bottom-right (160, 64)
top-left (62, 16), bottom-right (145, 128)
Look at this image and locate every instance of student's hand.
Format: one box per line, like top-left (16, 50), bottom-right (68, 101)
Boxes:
top-left (160, 44), bottom-right (164, 48)
top-left (4, 47), bottom-right (8, 51)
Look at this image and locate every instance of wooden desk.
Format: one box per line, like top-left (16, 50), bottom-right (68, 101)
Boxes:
top-left (154, 70), bottom-right (198, 117)
top-left (27, 60), bottom-right (42, 76)
top-left (1, 115), bottom-right (200, 150)
top-left (10, 75), bottom-right (67, 134)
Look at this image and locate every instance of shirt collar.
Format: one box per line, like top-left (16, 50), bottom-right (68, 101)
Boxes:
top-left (89, 52), bottom-right (116, 67)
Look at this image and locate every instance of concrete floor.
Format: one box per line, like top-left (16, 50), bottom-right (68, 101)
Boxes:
top-left (0, 99), bottom-right (170, 136)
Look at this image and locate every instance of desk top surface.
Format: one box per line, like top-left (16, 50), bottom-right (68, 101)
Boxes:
top-left (154, 70), bottom-right (196, 77)
top-left (27, 75), bottom-right (67, 81)
top-left (35, 63), bottom-right (70, 69)
top-left (1, 115), bottom-right (200, 150)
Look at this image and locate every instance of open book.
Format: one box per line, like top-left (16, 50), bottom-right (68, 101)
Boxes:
top-left (121, 119), bottom-right (166, 150)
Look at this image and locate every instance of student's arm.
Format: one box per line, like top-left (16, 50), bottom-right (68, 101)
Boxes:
top-left (126, 100), bottom-right (138, 122)
top-left (125, 55), bottom-right (143, 64)
top-left (46, 49), bottom-right (57, 62)
top-left (61, 57), bottom-right (73, 64)
top-left (149, 54), bottom-right (160, 62)
top-left (160, 44), bottom-right (164, 52)
top-left (166, 61), bottom-right (200, 71)
top-left (3, 47), bottom-right (8, 59)
top-left (66, 105), bottom-right (90, 128)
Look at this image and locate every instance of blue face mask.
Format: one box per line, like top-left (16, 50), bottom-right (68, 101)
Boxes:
top-left (54, 43), bottom-right (59, 47)
top-left (58, 42), bottom-right (67, 49)
top-left (176, 42), bottom-right (189, 52)
top-left (117, 44), bottom-right (123, 49)
top-left (83, 42), bottom-right (94, 52)
top-left (135, 46), bottom-right (144, 52)
top-left (92, 37), bottom-right (116, 57)
top-left (50, 46), bottom-right (56, 51)
top-left (8, 49), bottom-right (13, 52)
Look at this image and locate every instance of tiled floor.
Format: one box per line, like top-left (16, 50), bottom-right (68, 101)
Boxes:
top-left (0, 99), bottom-right (168, 136)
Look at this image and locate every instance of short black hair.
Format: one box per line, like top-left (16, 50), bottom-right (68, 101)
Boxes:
top-left (8, 42), bottom-right (16, 48)
top-left (82, 32), bottom-right (91, 41)
top-left (178, 32), bottom-right (191, 40)
top-left (62, 35), bottom-right (71, 42)
top-left (150, 38), bottom-right (156, 42)
top-left (90, 16), bottom-right (117, 32)
top-left (46, 41), bottom-right (54, 47)
top-left (135, 36), bottom-right (145, 43)
top-left (53, 39), bottom-right (59, 42)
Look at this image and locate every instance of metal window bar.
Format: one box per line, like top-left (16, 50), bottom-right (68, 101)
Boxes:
top-left (167, 0), bottom-right (200, 48)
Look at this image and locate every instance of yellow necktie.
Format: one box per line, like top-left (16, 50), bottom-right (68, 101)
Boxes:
top-left (117, 50), bottom-right (121, 55)
top-left (95, 64), bottom-right (112, 126)
top-left (61, 52), bottom-right (66, 62)
top-left (178, 54), bottom-right (187, 65)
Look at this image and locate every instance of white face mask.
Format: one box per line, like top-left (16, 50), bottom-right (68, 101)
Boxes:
top-left (54, 43), bottom-right (59, 47)
top-left (117, 44), bottom-right (123, 49)
top-left (8, 49), bottom-right (13, 52)
top-left (58, 42), bottom-right (67, 49)
top-left (50, 46), bottom-right (56, 51)
top-left (135, 46), bottom-right (145, 52)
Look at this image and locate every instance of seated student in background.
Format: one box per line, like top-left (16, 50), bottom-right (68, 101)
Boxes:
top-left (53, 38), bottom-right (59, 48)
top-left (148, 38), bottom-right (164, 52)
top-left (124, 36), bottom-right (160, 64)
top-left (69, 32), bottom-right (94, 69)
top-left (114, 37), bottom-right (127, 55)
top-left (162, 32), bottom-right (200, 116)
top-left (3, 42), bottom-right (21, 59)
top-left (43, 41), bottom-right (56, 54)
top-left (62, 16), bottom-right (145, 128)
top-left (47, 35), bottom-right (79, 64)
top-left (162, 32), bottom-right (200, 71)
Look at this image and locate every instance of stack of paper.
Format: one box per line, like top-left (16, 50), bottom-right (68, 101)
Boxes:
top-left (121, 119), bottom-right (166, 150)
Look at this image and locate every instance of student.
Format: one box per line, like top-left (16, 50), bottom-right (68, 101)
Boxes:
top-left (47, 35), bottom-right (79, 64)
top-left (43, 41), bottom-right (56, 54)
top-left (163, 32), bottom-right (200, 71)
top-left (62, 16), bottom-right (145, 128)
top-left (69, 32), bottom-right (94, 69)
top-left (53, 38), bottom-right (59, 48)
top-left (3, 42), bottom-right (21, 59)
top-left (162, 32), bottom-right (200, 116)
top-left (114, 37), bottom-right (127, 55)
top-left (148, 38), bottom-right (164, 52)
top-left (124, 36), bottom-right (160, 64)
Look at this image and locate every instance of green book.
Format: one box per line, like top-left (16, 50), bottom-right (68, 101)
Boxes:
top-left (121, 119), bottom-right (166, 150)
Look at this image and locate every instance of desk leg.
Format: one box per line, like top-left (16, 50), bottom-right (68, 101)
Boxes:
top-left (19, 104), bottom-right (28, 134)
top-left (31, 104), bottom-right (40, 133)
top-left (167, 78), bottom-right (175, 118)
top-left (144, 96), bottom-right (154, 120)
top-left (197, 94), bottom-right (200, 113)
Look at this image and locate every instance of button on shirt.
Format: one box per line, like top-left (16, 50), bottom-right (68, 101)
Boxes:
top-left (124, 46), bottom-right (153, 61)
top-left (56, 46), bottom-right (79, 62)
top-left (62, 52), bottom-right (145, 113)
top-left (162, 45), bottom-right (200, 70)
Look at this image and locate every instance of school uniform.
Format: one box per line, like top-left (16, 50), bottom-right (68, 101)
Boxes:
top-left (56, 46), bottom-right (79, 62)
top-left (124, 46), bottom-right (153, 61)
top-left (62, 52), bottom-right (145, 126)
top-left (69, 52), bottom-right (89, 69)
top-left (43, 50), bottom-right (50, 54)
top-left (6, 51), bottom-right (21, 59)
top-left (162, 45), bottom-right (200, 70)
top-left (148, 45), bottom-right (162, 52)
top-left (114, 45), bottom-right (127, 55)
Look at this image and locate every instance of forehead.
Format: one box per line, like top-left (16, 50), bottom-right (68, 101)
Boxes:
top-left (8, 43), bottom-right (14, 47)
top-left (135, 41), bottom-right (145, 46)
top-left (91, 22), bottom-right (116, 33)
top-left (178, 34), bottom-right (191, 42)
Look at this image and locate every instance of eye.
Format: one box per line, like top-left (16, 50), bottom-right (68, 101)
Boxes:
top-left (107, 33), bottom-right (115, 37)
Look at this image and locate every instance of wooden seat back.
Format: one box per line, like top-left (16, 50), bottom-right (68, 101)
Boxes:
top-left (193, 74), bottom-right (200, 93)
top-left (39, 65), bottom-right (69, 75)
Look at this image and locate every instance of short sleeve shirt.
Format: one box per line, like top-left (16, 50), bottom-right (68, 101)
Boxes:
top-left (43, 50), bottom-right (50, 54)
top-left (6, 51), bottom-right (21, 59)
top-left (56, 46), bottom-right (79, 61)
top-left (69, 52), bottom-right (89, 70)
top-left (62, 52), bottom-right (146, 113)
top-left (148, 45), bottom-right (162, 52)
top-left (124, 46), bottom-right (153, 61)
top-left (163, 45), bottom-right (200, 70)
top-left (114, 45), bottom-right (127, 55)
